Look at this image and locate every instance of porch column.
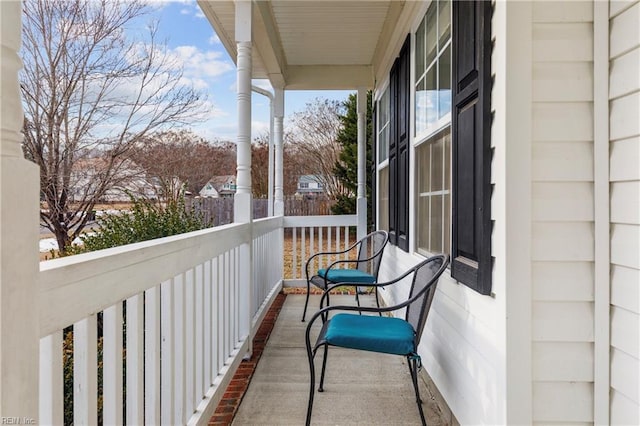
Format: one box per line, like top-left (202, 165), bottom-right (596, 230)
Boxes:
top-left (0, 0), bottom-right (40, 420)
top-left (235, 0), bottom-right (253, 224)
top-left (356, 87), bottom-right (368, 239)
top-left (273, 88), bottom-right (285, 216)
top-left (234, 0), bottom-right (252, 350)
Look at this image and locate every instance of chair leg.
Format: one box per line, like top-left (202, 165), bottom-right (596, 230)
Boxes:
top-left (408, 356), bottom-right (427, 426)
top-left (302, 280), bottom-right (311, 322)
top-left (374, 288), bottom-right (382, 316)
top-left (318, 344), bottom-right (329, 392)
top-left (355, 291), bottom-right (362, 315)
top-left (306, 342), bottom-right (317, 425)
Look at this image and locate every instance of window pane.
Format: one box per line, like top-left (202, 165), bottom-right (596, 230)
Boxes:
top-left (443, 193), bottom-right (451, 254)
top-left (379, 167), bottom-right (389, 231)
top-left (444, 131), bottom-right (451, 189)
top-left (378, 88), bottom-right (390, 162)
top-left (415, 18), bottom-right (426, 79)
top-left (438, 44), bottom-right (451, 119)
top-left (418, 140), bottom-right (431, 193)
top-left (415, 78), bottom-right (426, 134)
top-left (415, 128), bottom-right (451, 256)
top-left (425, 4), bottom-right (437, 65)
top-left (417, 195), bottom-right (430, 255)
top-left (425, 65), bottom-right (437, 128)
top-left (430, 195), bottom-right (443, 252)
top-left (431, 137), bottom-right (443, 191)
top-left (378, 126), bottom-right (387, 161)
top-left (438, 0), bottom-right (451, 48)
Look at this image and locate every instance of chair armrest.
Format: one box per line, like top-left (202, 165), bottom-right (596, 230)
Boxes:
top-left (304, 243), bottom-right (361, 281)
top-left (318, 265), bottom-right (417, 311)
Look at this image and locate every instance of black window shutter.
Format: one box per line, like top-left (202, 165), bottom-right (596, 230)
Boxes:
top-left (389, 36), bottom-right (410, 252)
top-left (451, 0), bottom-right (492, 294)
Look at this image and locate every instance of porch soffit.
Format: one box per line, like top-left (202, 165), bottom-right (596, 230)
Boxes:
top-left (198, 0), bottom-right (409, 90)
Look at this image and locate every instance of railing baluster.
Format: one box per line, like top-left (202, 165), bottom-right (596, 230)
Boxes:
top-left (212, 257), bottom-right (221, 377)
top-left (203, 260), bottom-right (212, 393)
top-left (173, 274), bottom-right (186, 424)
top-left (74, 315), bottom-right (97, 425)
top-left (160, 279), bottom-right (174, 423)
top-left (223, 251), bottom-right (230, 360)
top-left (126, 294), bottom-right (144, 426)
top-left (301, 227), bottom-right (306, 280)
top-left (233, 246), bottom-right (240, 345)
top-left (39, 331), bottom-right (63, 426)
top-left (344, 226), bottom-right (349, 264)
top-left (145, 286), bottom-right (161, 425)
top-left (103, 302), bottom-right (123, 426)
top-left (319, 227), bottom-right (324, 269)
top-left (195, 264), bottom-right (204, 399)
top-left (292, 227), bottom-right (297, 279)
top-left (185, 269), bottom-right (195, 416)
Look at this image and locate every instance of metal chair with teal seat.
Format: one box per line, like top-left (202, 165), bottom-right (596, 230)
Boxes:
top-left (304, 254), bottom-right (449, 426)
top-left (301, 230), bottom-right (388, 322)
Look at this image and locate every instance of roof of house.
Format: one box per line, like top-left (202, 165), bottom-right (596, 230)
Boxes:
top-left (203, 175), bottom-right (236, 193)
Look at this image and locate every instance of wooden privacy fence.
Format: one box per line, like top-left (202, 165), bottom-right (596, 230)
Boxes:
top-left (186, 196), bottom-right (335, 226)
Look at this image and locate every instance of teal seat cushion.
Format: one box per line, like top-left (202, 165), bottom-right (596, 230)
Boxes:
top-left (317, 268), bottom-right (376, 284)
top-left (324, 313), bottom-right (416, 356)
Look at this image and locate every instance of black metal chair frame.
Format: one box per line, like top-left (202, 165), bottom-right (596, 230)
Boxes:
top-left (304, 254), bottom-right (449, 426)
top-left (302, 230), bottom-right (389, 322)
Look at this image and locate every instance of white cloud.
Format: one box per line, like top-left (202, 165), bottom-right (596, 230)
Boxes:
top-left (171, 45), bottom-right (234, 80)
top-left (208, 34), bottom-right (221, 45)
top-left (180, 8), bottom-right (190, 15)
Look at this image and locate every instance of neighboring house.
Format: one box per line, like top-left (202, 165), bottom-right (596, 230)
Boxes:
top-left (199, 175), bottom-right (237, 198)
top-left (70, 157), bottom-right (158, 202)
top-left (295, 175), bottom-right (324, 196)
top-left (201, 1), bottom-right (640, 425)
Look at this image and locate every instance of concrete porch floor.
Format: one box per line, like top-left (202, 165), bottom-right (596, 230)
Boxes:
top-left (232, 294), bottom-right (451, 425)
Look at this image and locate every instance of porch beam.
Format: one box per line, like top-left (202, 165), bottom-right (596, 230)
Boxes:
top-left (285, 65), bottom-right (373, 90)
top-left (356, 87), bottom-right (368, 239)
top-left (254, 1), bottom-right (288, 87)
top-left (0, 1), bottom-right (40, 421)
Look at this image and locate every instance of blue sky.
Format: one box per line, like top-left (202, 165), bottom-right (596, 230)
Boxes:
top-left (149, 1), bottom-right (353, 142)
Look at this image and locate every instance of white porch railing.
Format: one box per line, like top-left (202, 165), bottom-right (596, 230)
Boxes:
top-left (37, 216), bottom-right (283, 425)
top-left (283, 215), bottom-right (358, 283)
top-left (35, 214), bottom-right (357, 425)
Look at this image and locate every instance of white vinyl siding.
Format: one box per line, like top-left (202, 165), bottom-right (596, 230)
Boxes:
top-left (609, 2), bottom-right (640, 424)
top-left (531, 2), bottom-right (595, 424)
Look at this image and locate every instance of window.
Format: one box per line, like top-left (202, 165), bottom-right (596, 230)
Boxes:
top-left (415, 0), bottom-right (451, 136)
top-left (416, 129), bottom-right (451, 256)
top-left (414, 0), bottom-right (452, 258)
top-left (299, 182), bottom-right (309, 189)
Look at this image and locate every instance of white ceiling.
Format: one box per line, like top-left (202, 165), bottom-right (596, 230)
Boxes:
top-left (198, 1), bottom-right (414, 90)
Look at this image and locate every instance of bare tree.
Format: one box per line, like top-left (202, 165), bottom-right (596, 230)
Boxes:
top-left (21, 0), bottom-right (205, 253)
top-left (251, 136), bottom-right (270, 198)
top-left (287, 98), bottom-right (348, 198)
top-left (252, 131), bottom-right (316, 197)
top-left (132, 130), bottom-right (236, 204)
